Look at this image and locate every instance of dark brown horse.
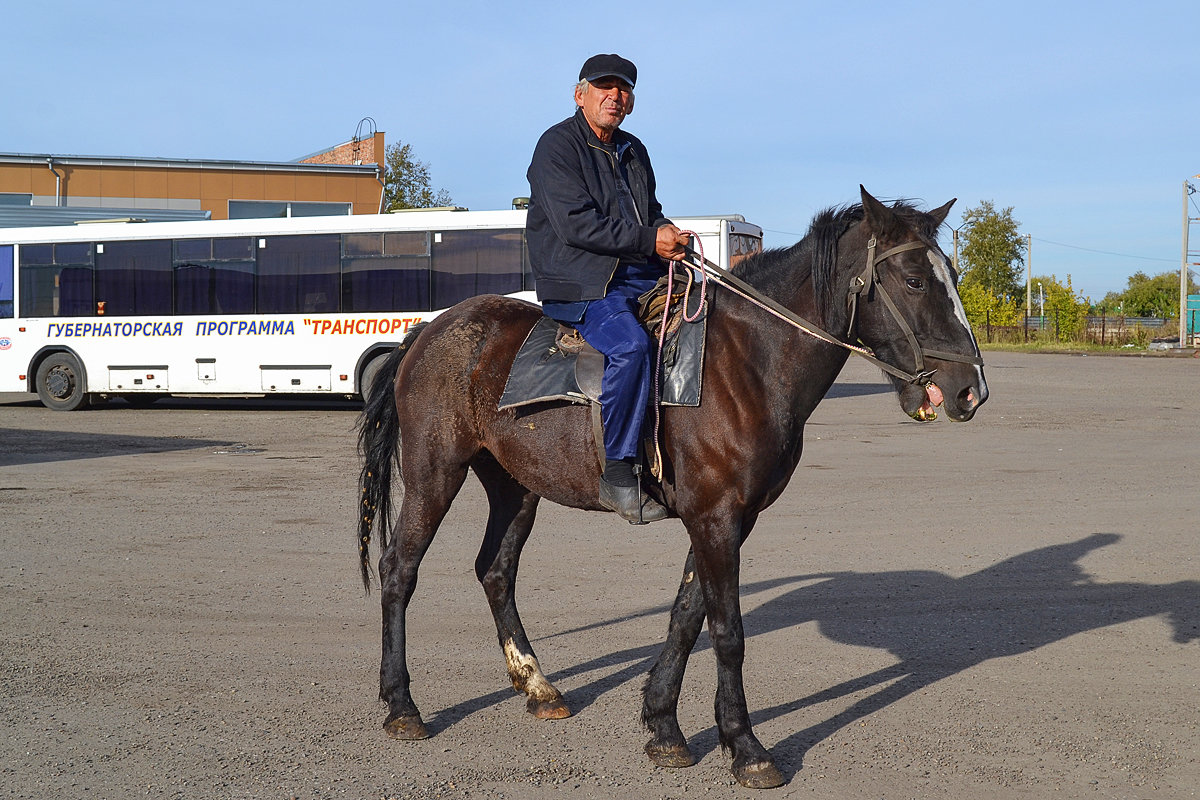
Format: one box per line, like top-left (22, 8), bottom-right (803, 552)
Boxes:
top-left (356, 187), bottom-right (988, 788)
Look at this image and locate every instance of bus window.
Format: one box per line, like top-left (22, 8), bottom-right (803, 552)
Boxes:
top-left (341, 231), bottom-right (431, 312)
top-left (0, 245), bottom-right (12, 318)
top-left (174, 237), bottom-right (256, 315)
top-left (431, 229), bottom-right (524, 309)
top-left (256, 234), bottom-right (340, 314)
top-left (19, 242), bottom-right (95, 317)
top-left (95, 240), bottom-right (173, 316)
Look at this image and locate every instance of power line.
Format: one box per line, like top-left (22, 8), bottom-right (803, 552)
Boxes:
top-left (765, 227), bottom-right (1177, 265)
top-left (1029, 236), bottom-right (1176, 263)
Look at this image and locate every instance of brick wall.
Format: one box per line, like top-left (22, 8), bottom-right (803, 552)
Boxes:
top-left (300, 132), bottom-right (385, 166)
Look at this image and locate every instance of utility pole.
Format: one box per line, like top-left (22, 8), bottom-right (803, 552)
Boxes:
top-left (1026, 233), bottom-right (1032, 318)
top-left (1182, 179), bottom-right (1193, 347)
top-left (952, 212), bottom-right (978, 278)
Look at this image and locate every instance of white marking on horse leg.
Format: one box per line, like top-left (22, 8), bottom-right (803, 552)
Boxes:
top-left (503, 638), bottom-right (561, 702)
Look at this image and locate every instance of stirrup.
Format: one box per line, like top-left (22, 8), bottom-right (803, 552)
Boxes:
top-left (599, 473), bottom-right (668, 524)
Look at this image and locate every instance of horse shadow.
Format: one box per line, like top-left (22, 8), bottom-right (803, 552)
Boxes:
top-left (823, 381), bottom-right (892, 399)
top-left (424, 533), bottom-right (1199, 776)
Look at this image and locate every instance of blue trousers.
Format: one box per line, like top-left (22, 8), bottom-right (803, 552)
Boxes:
top-left (551, 264), bottom-right (661, 462)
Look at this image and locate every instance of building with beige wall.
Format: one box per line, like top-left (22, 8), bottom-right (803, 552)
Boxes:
top-left (0, 131), bottom-right (386, 226)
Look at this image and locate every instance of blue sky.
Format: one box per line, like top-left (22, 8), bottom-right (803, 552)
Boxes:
top-left (5, 0), bottom-right (1198, 301)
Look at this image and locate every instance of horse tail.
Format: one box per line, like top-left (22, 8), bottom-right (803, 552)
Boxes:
top-left (356, 322), bottom-right (429, 593)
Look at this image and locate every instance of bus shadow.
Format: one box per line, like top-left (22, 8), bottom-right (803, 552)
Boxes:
top-left (138, 396), bottom-right (363, 412)
top-left (0, 394), bottom-right (363, 413)
top-left (0, 428), bottom-right (237, 467)
top-left (424, 534), bottom-right (1200, 778)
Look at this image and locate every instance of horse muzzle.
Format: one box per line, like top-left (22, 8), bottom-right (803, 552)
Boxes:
top-left (901, 379), bottom-right (988, 423)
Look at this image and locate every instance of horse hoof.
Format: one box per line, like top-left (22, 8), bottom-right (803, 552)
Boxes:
top-left (526, 696), bottom-right (571, 719)
top-left (644, 741), bottom-right (695, 768)
top-left (383, 713), bottom-right (429, 740)
top-left (733, 760), bottom-right (785, 789)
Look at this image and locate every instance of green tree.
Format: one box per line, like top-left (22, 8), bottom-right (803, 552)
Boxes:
top-left (958, 201), bottom-right (1025, 301)
top-left (1032, 274), bottom-right (1089, 339)
top-left (382, 141), bottom-right (453, 211)
top-left (1105, 270), bottom-right (1196, 318)
top-left (957, 281), bottom-right (1021, 329)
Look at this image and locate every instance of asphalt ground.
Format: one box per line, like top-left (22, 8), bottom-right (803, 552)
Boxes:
top-left (1, 350), bottom-right (1197, 799)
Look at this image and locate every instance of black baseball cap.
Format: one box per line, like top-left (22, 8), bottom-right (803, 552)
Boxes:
top-left (579, 53), bottom-right (636, 88)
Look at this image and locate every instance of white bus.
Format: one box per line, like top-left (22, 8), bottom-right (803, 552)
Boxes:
top-left (0, 210), bottom-right (762, 410)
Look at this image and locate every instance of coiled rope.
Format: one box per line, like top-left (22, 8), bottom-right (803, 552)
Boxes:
top-left (649, 231), bottom-right (707, 478)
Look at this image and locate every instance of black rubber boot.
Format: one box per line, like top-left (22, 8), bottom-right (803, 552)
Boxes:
top-left (599, 476), bottom-right (668, 524)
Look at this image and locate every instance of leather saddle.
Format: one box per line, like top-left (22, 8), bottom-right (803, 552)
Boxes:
top-left (497, 273), bottom-right (708, 412)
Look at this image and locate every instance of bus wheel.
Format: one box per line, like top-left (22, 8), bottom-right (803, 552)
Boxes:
top-left (360, 353), bottom-right (390, 403)
top-left (35, 352), bottom-right (91, 411)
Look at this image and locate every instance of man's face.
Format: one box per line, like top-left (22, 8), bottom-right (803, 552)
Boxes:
top-left (575, 76), bottom-right (634, 139)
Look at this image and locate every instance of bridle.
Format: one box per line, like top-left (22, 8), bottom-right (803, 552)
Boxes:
top-left (846, 237), bottom-right (985, 385)
top-left (680, 234), bottom-right (984, 387)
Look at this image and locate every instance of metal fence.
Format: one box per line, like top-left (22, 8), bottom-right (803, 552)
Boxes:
top-left (977, 311), bottom-right (1177, 346)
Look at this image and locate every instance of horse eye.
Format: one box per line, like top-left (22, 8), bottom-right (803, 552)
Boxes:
top-left (905, 277), bottom-right (925, 291)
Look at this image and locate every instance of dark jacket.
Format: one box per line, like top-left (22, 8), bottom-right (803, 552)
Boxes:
top-left (526, 108), bottom-right (670, 302)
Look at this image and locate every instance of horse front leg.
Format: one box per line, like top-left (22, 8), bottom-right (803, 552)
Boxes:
top-left (642, 549), bottom-right (705, 768)
top-left (692, 527), bottom-right (784, 789)
top-left (473, 458), bottom-right (570, 720)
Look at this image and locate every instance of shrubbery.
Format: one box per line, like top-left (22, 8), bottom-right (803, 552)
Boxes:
top-left (962, 274), bottom-right (1096, 345)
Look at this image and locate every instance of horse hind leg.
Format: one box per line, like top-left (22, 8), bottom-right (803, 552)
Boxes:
top-left (379, 461), bottom-right (470, 740)
top-left (472, 456), bottom-right (570, 720)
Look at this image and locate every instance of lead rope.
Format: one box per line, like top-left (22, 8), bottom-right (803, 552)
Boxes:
top-left (648, 231), bottom-right (708, 480)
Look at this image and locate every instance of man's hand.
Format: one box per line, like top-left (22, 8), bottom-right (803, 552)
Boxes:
top-left (655, 224), bottom-right (690, 261)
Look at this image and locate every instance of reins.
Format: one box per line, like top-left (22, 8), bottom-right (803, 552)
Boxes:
top-left (672, 236), bottom-right (983, 387)
top-left (644, 228), bottom-right (984, 478)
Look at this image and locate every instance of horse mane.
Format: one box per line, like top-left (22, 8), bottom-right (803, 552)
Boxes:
top-left (730, 199), bottom-right (940, 329)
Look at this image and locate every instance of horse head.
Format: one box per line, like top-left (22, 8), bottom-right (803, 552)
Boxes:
top-left (851, 186), bottom-right (989, 422)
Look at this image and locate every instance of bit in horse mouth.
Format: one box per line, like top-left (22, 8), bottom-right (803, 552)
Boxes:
top-left (915, 383), bottom-right (944, 421)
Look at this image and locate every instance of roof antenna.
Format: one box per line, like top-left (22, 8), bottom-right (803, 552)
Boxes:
top-left (353, 117), bottom-right (377, 165)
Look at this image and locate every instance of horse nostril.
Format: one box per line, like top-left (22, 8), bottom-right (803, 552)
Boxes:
top-left (959, 386), bottom-right (981, 411)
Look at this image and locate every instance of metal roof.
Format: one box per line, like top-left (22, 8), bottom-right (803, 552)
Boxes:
top-left (0, 152), bottom-right (379, 174)
top-left (0, 205), bottom-right (211, 228)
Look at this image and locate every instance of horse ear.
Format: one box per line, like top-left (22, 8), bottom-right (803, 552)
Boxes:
top-left (860, 185), bottom-right (901, 239)
top-left (928, 198), bottom-right (956, 228)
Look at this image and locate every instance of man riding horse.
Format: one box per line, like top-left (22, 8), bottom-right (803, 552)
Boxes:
top-left (526, 53), bottom-right (690, 524)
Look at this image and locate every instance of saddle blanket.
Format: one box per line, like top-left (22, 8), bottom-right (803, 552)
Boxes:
top-left (497, 288), bottom-right (707, 411)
